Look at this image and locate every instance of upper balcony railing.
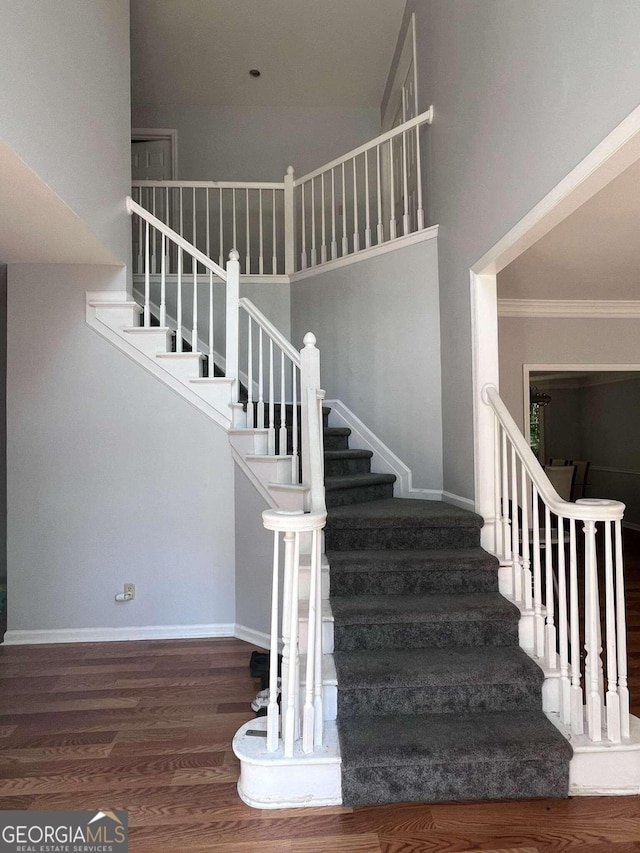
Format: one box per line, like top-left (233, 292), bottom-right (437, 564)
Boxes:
top-left (131, 108), bottom-right (433, 278)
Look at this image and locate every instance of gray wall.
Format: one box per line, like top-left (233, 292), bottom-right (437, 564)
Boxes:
top-left (131, 105), bottom-right (380, 181)
top-left (388, 0), bottom-right (640, 500)
top-left (0, 0), bottom-right (131, 262)
top-left (7, 265), bottom-right (236, 635)
top-left (498, 316), bottom-right (640, 431)
top-left (0, 265), bottom-right (5, 583)
top-left (291, 239), bottom-right (442, 490)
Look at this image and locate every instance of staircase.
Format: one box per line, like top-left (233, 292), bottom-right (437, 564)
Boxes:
top-left (322, 422), bottom-right (572, 804)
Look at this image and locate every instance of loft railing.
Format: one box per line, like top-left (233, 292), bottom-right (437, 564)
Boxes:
top-left (483, 383), bottom-right (629, 744)
top-left (131, 108), bottom-right (433, 278)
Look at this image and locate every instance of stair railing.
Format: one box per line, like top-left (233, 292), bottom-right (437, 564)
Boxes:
top-left (483, 383), bottom-right (629, 744)
top-left (132, 108), bottom-right (433, 279)
top-left (131, 180), bottom-right (287, 276)
top-left (126, 197), bottom-right (240, 385)
top-left (293, 108), bottom-right (433, 271)
top-left (263, 334), bottom-right (327, 756)
top-left (238, 298), bottom-right (301, 475)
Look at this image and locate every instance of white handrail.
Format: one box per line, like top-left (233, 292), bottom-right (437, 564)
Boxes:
top-left (294, 109), bottom-right (434, 185)
top-left (133, 179), bottom-right (285, 190)
top-left (239, 297), bottom-right (301, 367)
top-left (483, 384), bottom-right (624, 521)
top-left (127, 197), bottom-right (227, 280)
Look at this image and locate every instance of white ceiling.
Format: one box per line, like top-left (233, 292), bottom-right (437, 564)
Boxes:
top-left (130, 0), bottom-right (406, 109)
top-left (498, 157), bottom-right (640, 300)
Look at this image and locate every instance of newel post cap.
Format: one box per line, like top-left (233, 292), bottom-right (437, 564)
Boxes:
top-left (228, 249), bottom-right (240, 262)
top-left (303, 332), bottom-right (317, 348)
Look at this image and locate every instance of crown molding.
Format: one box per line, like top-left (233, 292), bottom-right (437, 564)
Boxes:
top-left (498, 299), bottom-right (640, 318)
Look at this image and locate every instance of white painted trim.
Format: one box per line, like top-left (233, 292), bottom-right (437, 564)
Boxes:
top-left (289, 227), bottom-right (439, 282)
top-left (133, 273), bottom-right (290, 287)
top-left (472, 103), bottom-right (640, 547)
top-left (382, 12), bottom-right (418, 131)
top-left (86, 295), bottom-right (232, 430)
top-left (499, 299), bottom-right (640, 318)
top-left (131, 128), bottom-right (178, 179)
top-left (234, 623), bottom-right (271, 649)
top-left (2, 623), bottom-right (235, 645)
top-left (324, 398), bottom-right (440, 500)
top-left (441, 491), bottom-right (476, 512)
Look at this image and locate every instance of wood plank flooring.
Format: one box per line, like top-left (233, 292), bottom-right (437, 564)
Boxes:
top-left (3, 531), bottom-right (640, 852)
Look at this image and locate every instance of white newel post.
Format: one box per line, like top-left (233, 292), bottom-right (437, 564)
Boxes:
top-left (225, 249), bottom-right (240, 408)
top-left (284, 166), bottom-right (295, 275)
top-left (300, 333), bottom-right (321, 509)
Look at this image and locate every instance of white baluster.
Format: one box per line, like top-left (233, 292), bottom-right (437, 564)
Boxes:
top-left (584, 519), bottom-right (602, 741)
top-left (144, 220), bottom-right (150, 327)
top-left (218, 188), bottom-right (224, 268)
top-left (151, 188), bottom-right (157, 274)
top-left (192, 261), bottom-right (198, 352)
top-left (615, 519), bottom-right (630, 737)
top-left (279, 352), bottom-right (287, 455)
top-left (192, 187), bottom-right (197, 256)
top-left (284, 530), bottom-right (301, 758)
top-left (245, 188), bottom-right (251, 275)
top-left (415, 124), bottom-right (425, 230)
top-left (376, 145), bottom-right (384, 245)
top-left (341, 162), bottom-right (348, 256)
top-left (208, 271), bottom-right (214, 378)
top-left (232, 189), bottom-right (237, 261)
top-left (271, 188), bottom-right (277, 275)
top-left (604, 520), bottom-right (621, 742)
top-left (258, 328), bottom-right (264, 429)
top-left (531, 485), bottom-right (544, 657)
top-left (310, 179), bottom-right (317, 267)
top-left (259, 188), bottom-right (264, 275)
top-left (280, 528), bottom-right (295, 757)
top-left (320, 173), bottom-right (327, 264)
top-left (284, 166), bottom-right (295, 275)
top-left (569, 518), bottom-right (584, 734)
top-left (557, 516), bottom-right (571, 724)
top-left (268, 340), bottom-right (276, 455)
top-left (246, 315), bottom-right (254, 428)
top-left (205, 188), bottom-right (211, 260)
top-left (330, 168), bottom-right (338, 260)
top-left (352, 157), bottom-right (360, 252)
top-left (402, 130), bottom-right (410, 235)
top-left (225, 250), bottom-right (240, 403)
top-left (544, 506), bottom-right (557, 669)
top-left (313, 522), bottom-right (324, 746)
top-left (165, 187), bottom-right (171, 273)
top-left (267, 530), bottom-right (280, 752)
top-left (501, 430), bottom-right (511, 563)
top-left (364, 149), bottom-right (372, 249)
top-left (291, 364), bottom-right (299, 484)
top-left (521, 468), bottom-right (532, 610)
top-left (303, 524), bottom-right (319, 754)
top-left (510, 445), bottom-right (522, 603)
top-left (389, 139), bottom-right (397, 240)
top-left (137, 205), bottom-right (143, 273)
top-left (160, 234), bottom-right (167, 328)
top-left (493, 421), bottom-right (501, 556)
top-left (300, 183), bottom-right (307, 270)
top-left (176, 248), bottom-right (183, 352)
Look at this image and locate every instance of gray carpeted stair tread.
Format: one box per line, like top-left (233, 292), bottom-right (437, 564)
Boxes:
top-left (326, 498), bottom-right (483, 528)
top-left (325, 473), bottom-right (397, 491)
top-left (338, 710), bottom-right (572, 768)
top-left (324, 449), bottom-right (374, 461)
top-left (325, 427), bottom-right (351, 437)
top-left (331, 591), bottom-right (519, 625)
top-left (326, 547), bottom-right (498, 571)
top-left (334, 646), bottom-right (543, 690)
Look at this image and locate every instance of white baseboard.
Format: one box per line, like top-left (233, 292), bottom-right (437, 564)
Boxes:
top-left (2, 623), bottom-right (235, 645)
top-left (407, 487), bottom-right (443, 501)
top-left (441, 490), bottom-right (476, 512)
top-left (234, 623), bottom-right (271, 649)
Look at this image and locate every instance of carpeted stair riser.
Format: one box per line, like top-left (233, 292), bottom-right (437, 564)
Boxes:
top-left (325, 481), bottom-right (395, 508)
top-left (334, 619), bottom-right (518, 652)
top-left (324, 428), bottom-right (351, 451)
top-left (328, 549), bottom-right (499, 596)
top-left (339, 681), bottom-right (543, 717)
top-left (324, 450), bottom-right (373, 477)
top-left (326, 524), bottom-right (480, 551)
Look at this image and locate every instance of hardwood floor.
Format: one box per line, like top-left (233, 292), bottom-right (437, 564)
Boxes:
top-left (2, 533), bottom-right (640, 853)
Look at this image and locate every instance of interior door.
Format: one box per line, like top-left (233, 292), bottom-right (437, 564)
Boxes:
top-left (131, 139), bottom-right (172, 180)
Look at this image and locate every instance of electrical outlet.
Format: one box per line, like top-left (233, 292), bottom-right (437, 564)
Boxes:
top-left (124, 583), bottom-right (135, 600)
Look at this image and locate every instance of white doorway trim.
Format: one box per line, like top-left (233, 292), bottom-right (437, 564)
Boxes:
top-left (131, 128), bottom-right (178, 179)
top-left (470, 103), bottom-right (640, 550)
